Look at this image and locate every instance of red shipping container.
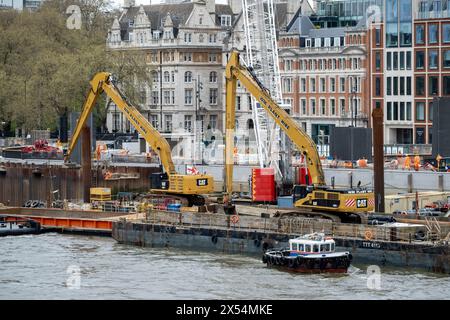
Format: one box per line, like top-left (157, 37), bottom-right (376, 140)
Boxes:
top-left (252, 168), bottom-right (276, 202)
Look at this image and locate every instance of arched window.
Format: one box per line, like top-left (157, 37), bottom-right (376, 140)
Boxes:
top-left (151, 71), bottom-right (158, 83)
top-left (184, 71), bottom-right (192, 83)
top-left (164, 71), bottom-right (170, 82)
top-left (209, 71), bottom-right (217, 83)
top-left (247, 119), bottom-right (254, 130)
top-left (171, 71), bottom-right (175, 82)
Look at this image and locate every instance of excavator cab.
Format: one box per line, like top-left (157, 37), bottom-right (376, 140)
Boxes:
top-left (292, 185), bottom-right (313, 203)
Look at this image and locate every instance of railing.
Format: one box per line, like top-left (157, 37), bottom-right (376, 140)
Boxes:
top-left (130, 210), bottom-right (444, 243)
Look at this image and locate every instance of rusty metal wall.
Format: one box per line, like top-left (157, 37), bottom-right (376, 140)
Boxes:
top-left (0, 162), bottom-right (159, 206)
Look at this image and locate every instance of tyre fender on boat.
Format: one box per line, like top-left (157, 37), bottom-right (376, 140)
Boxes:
top-left (211, 234), bottom-right (218, 244)
top-left (288, 257), bottom-right (296, 268)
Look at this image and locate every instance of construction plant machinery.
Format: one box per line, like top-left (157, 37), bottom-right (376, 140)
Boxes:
top-left (65, 72), bottom-right (214, 206)
top-left (224, 51), bottom-right (374, 223)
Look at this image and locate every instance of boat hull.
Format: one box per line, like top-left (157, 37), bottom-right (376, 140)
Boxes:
top-left (263, 250), bottom-right (352, 274)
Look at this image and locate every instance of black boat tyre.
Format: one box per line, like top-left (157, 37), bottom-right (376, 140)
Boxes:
top-left (211, 235), bottom-right (218, 244)
top-left (31, 200), bottom-right (39, 208)
top-left (262, 255), bottom-right (267, 264)
top-left (25, 200), bottom-right (33, 207)
top-left (288, 258), bottom-right (296, 268)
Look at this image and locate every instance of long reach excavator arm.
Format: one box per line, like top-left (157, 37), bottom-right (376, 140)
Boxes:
top-left (66, 72), bottom-right (213, 203)
top-left (65, 72), bottom-right (176, 175)
top-left (225, 51), bottom-right (373, 216)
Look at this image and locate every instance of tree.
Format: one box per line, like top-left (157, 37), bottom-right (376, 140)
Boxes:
top-left (0, 1), bottom-right (152, 135)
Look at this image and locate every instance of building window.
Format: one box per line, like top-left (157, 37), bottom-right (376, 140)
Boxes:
top-left (209, 34), bottom-right (217, 43)
top-left (330, 78), bottom-right (336, 92)
top-left (393, 77), bottom-right (398, 95)
top-left (444, 24), bottom-right (450, 43)
top-left (407, 102), bottom-right (412, 121)
top-left (400, 77), bottom-right (405, 95)
top-left (209, 89), bottom-right (218, 105)
top-left (429, 50), bottom-right (438, 69)
top-left (393, 102), bottom-right (399, 121)
top-left (429, 24), bottom-right (438, 44)
top-left (310, 99), bottom-right (316, 115)
top-left (150, 115), bottom-right (158, 129)
top-left (184, 115), bottom-right (192, 133)
top-left (209, 71), bottom-right (217, 83)
top-left (320, 78), bottom-right (326, 92)
top-left (416, 51), bottom-right (425, 69)
top-left (416, 102), bottom-right (425, 121)
top-left (164, 115), bottom-right (172, 132)
top-left (320, 99), bottom-right (326, 115)
top-left (393, 52), bottom-right (398, 70)
top-left (339, 77), bottom-right (345, 92)
top-left (399, 0), bottom-right (412, 47)
top-left (183, 53), bottom-right (192, 62)
top-left (429, 102), bottom-right (433, 122)
top-left (339, 98), bottom-right (345, 115)
top-left (444, 76), bottom-right (450, 95)
top-left (208, 54), bottom-right (217, 62)
top-left (285, 60), bottom-right (292, 71)
top-left (387, 77), bottom-right (392, 95)
top-left (184, 33), bottom-right (192, 43)
top-left (387, 102), bottom-right (392, 121)
top-left (151, 91), bottom-right (159, 105)
top-left (236, 96), bottom-right (241, 111)
top-left (184, 71), bottom-right (192, 83)
top-left (300, 78), bottom-right (306, 92)
top-left (375, 28), bottom-right (381, 45)
top-left (162, 90), bottom-right (170, 105)
top-left (310, 78), bottom-right (316, 93)
top-left (209, 115), bottom-right (217, 129)
top-left (164, 71), bottom-right (170, 83)
top-left (387, 52), bottom-right (392, 70)
top-left (301, 99), bottom-right (306, 115)
top-left (283, 78), bottom-right (293, 93)
top-left (416, 25), bottom-right (425, 44)
top-left (444, 50), bottom-right (450, 68)
top-left (429, 76), bottom-right (439, 95)
top-left (416, 76), bottom-right (425, 96)
top-left (400, 52), bottom-right (405, 70)
top-left (221, 15), bottom-right (232, 27)
top-left (185, 89), bottom-right (193, 105)
top-left (375, 77), bottom-right (381, 96)
top-left (330, 99), bottom-right (336, 116)
top-left (375, 52), bottom-right (381, 70)
top-left (152, 71), bottom-right (159, 83)
top-left (406, 51), bottom-right (412, 70)
top-left (407, 77), bottom-right (412, 95)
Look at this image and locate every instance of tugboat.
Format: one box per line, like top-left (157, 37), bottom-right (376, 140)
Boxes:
top-left (262, 233), bottom-right (352, 273)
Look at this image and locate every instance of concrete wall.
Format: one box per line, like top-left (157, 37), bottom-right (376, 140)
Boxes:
top-left (176, 164), bottom-right (450, 194)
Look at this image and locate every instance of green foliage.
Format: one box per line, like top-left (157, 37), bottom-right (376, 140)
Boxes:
top-left (0, 0), bottom-right (151, 133)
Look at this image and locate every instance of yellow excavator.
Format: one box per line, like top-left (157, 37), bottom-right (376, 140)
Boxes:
top-left (224, 51), bottom-right (374, 222)
top-left (65, 72), bottom-right (214, 206)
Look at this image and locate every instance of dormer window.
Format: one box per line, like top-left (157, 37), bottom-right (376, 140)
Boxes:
top-left (153, 31), bottom-right (160, 40)
top-left (129, 20), bottom-right (134, 27)
top-left (221, 15), bottom-right (231, 27)
top-left (199, 15), bottom-right (203, 25)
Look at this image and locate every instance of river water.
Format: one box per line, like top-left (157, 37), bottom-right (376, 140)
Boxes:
top-left (0, 233), bottom-right (449, 300)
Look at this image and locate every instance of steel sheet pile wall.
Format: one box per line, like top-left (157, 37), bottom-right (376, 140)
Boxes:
top-left (0, 162), bottom-right (159, 206)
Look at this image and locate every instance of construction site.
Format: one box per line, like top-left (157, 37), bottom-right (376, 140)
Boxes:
top-left (1, 0), bottom-right (450, 285)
